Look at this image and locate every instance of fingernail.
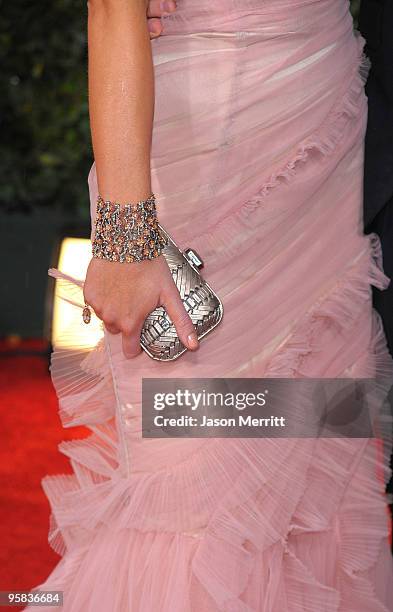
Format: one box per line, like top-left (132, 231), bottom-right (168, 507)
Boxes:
top-left (187, 332), bottom-right (199, 350)
top-left (160, 1), bottom-right (176, 14)
top-left (149, 26), bottom-right (161, 37)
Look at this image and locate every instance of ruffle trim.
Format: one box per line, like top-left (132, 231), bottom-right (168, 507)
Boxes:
top-left (263, 232), bottom-right (391, 378)
top-left (41, 423), bottom-right (393, 611)
top-left (48, 268), bottom-right (113, 429)
top-left (188, 36), bottom-right (369, 258)
top-left (191, 440), bottom-right (393, 612)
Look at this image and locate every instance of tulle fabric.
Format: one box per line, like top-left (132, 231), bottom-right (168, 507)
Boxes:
top-left (26, 1), bottom-right (393, 610)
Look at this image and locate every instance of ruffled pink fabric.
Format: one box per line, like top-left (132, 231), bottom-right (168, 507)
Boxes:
top-left (26, 1), bottom-right (393, 610)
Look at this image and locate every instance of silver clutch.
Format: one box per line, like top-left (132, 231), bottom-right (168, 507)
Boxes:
top-left (140, 225), bottom-right (223, 361)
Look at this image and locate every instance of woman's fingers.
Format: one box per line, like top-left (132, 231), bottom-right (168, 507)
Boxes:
top-left (162, 286), bottom-right (199, 351)
top-left (83, 256), bottom-right (199, 360)
top-left (148, 18), bottom-right (162, 38)
top-left (100, 306), bottom-right (143, 358)
top-left (88, 300), bottom-right (199, 357)
top-left (147, 0), bottom-right (177, 18)
top-left (121, 317), bottom-right (144, 359)
top-left (98, 306), bottom-right (121, 335)
top-left (147, 0), bottom-right (176, 38)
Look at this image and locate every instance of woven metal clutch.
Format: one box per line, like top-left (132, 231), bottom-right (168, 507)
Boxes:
top-left (140, 225), bottom-right (223, 361)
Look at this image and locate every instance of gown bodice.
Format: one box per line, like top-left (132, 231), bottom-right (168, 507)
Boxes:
top-left (159, 0), bottom-right (351, 36)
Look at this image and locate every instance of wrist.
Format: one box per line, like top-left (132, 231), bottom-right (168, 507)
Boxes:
top-left (91, 193), bottom-right (167, 263)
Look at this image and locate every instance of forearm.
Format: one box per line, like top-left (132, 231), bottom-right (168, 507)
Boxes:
top-left (87, 0), bottom-right (154, 203)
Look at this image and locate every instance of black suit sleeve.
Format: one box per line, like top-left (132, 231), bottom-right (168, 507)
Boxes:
top-left (359, 0), bottom-right (393, 229)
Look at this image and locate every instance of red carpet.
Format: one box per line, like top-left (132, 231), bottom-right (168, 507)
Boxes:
top-left (0, 340), bottom-right (88, 610)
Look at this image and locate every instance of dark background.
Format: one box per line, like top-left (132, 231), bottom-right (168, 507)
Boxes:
top-left (0, 0), bottom-right (92, 341)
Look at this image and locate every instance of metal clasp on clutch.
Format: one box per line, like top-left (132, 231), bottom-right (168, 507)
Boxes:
top-left (184, 248), bottom-right (204, 270)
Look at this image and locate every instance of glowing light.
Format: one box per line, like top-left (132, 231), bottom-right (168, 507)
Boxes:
top-left (52, 238), bottom-right (103, 349)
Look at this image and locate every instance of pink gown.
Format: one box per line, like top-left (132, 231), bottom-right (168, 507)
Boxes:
top-left (26, 1), bottom-right (393, 610)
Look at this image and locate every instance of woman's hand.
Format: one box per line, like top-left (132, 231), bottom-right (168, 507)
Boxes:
top-left (147, 0), bottom-right (176, 38)
top-left (84, 254), bottom-right (199, 359)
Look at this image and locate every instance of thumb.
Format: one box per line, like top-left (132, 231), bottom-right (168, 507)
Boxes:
top-left (162, 286), bottom-right (199, 351)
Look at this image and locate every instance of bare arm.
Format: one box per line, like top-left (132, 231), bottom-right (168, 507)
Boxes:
top-left (88, 0), bottom-right (153, 203)
top-left (84, 0), bottom-right (198, 358)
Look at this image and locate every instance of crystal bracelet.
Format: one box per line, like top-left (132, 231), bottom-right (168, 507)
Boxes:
top-left (92, 193), bottom-right (168, 263)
